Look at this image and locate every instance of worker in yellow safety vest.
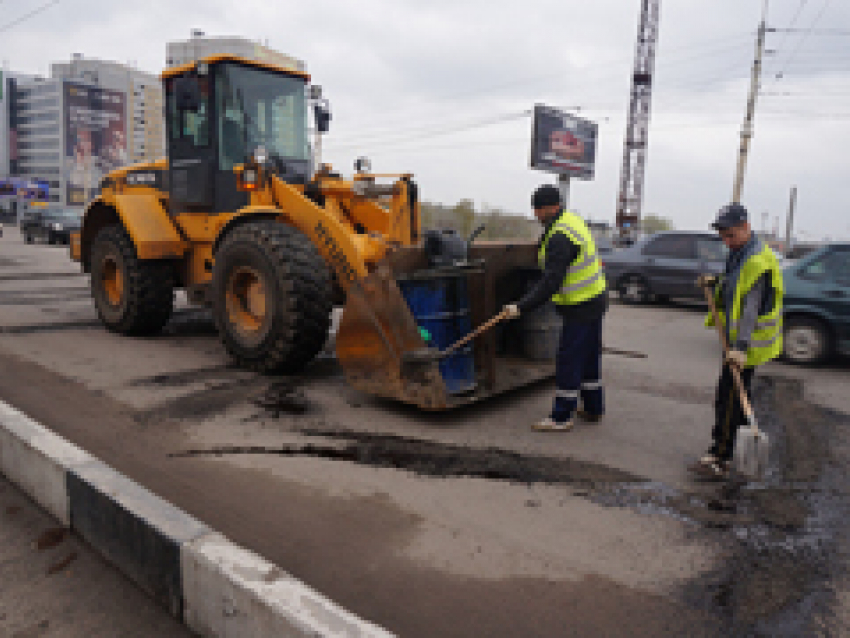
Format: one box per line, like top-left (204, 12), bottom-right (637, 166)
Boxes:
top-left (691, 203), bottom-right (784, 480)
top-left (504, 185), bottom-right (608, 431)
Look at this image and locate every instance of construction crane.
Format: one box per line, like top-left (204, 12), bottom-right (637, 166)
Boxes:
top-left (615, 0), bottom-right (661, 243)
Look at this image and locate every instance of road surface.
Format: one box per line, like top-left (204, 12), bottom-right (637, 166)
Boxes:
top-left (0, 225), bottom-right (847, 636)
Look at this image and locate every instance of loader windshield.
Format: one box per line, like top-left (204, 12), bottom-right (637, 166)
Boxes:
top-left (216, 62), bottom-right (309, 171)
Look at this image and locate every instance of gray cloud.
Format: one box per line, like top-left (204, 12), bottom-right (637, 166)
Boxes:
top-left (2, 0), bottom-right (848, 238)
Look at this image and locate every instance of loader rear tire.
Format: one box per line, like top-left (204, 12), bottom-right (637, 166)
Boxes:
top-left (212, 220), bottom-right (333, 374)
top-left (90, 225), bottom-right (175, 335)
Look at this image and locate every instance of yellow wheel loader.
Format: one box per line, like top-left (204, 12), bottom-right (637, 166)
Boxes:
top-left (71, 55), bottom-right (553, 409)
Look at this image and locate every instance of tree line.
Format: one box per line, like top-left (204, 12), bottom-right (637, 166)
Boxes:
top-left (420, 199), bottom-right (674, 240)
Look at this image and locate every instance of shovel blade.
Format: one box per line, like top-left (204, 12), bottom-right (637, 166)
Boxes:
top-left (733, 424), bottom-right (770, 480)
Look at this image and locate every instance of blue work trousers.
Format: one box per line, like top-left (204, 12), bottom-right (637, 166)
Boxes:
top-left (552, 316), bottom-right (604, 422)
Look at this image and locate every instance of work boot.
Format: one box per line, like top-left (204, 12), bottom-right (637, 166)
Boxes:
top-left (576, 409), bottom-right (603, 423)
top-left (532, 417), bottom-right (573, 432)
top-left (688, 453), bottom-right (729, 481)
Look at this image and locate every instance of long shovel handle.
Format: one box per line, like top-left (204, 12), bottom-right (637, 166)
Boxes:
top-left (440, 309), bottom-right (511, 359)
top-left (729, 363), bottom-right (757, 426)
top-left (701, 283), bottom-right (758, 429)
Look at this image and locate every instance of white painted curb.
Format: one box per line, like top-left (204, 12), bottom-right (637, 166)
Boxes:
top-left (183, 532), bottom-right (393, 637)
top-left (0, 399), bottom-right (394, 637)
top-left (0, 400), bottom-right (91, 525)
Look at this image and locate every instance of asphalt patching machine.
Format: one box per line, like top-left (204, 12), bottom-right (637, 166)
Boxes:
top-left (71, 54), bottom-right (554, 409)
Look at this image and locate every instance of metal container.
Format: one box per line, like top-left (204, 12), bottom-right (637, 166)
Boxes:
top-left (519, 302), bottom-right (561, 361)
top-left (397, 271), bottom-right (476, 395)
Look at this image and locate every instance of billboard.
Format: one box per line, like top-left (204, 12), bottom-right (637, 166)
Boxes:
top-left (0, 178), bottom-right (49, 200)
top-left (530, 104), bottom-right (598, 179)
top-left (64, 82), bottom-right (126, 206)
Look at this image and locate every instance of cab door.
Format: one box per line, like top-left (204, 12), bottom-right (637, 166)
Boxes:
top-left (165, 74), bottom-right (216, 213)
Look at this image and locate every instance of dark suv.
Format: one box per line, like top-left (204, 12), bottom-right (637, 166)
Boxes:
top-left (782, 243), bottom-right (850, 364)
top-left (20, 207), bottom-right (82, 245)
top-left (602, 231), bottom-right (727, 303)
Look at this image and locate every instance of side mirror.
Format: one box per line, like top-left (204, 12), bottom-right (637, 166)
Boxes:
top-left (175, 76), bottom-right (201, 112)
top-left (314, 100), bottom-right (331, 134)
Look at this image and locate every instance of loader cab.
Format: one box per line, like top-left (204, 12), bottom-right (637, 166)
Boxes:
top-left (163, 57), bottom-right (312, 214)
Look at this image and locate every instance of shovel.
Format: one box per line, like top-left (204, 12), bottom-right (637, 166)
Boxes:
top-left (701, 282), bottom-right (769, 480)
top-left (401, 308), bottom-right (512, 374)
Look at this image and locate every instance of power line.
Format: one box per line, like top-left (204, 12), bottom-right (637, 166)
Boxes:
top-left (0, 0), bottom-right (62, 35)
top-left (326, 108), bottom-right (850, 157)
top-left (329, 33), bottom-right (754, 143)
top-left (772, 28), bottom-right (850, 34)
top-left (771, 0), bottom-right (833, 81)
top-left (326, 110), bottom-right (531, 153)
top-left (331, 36), bottom-right (753, 146)
top-left (768, 0), bottom-right (809, 64)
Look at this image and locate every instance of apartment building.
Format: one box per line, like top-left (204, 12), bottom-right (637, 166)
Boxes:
top-left (1, 55), bottom-right (165, 208)
top-left (52, 54), bottom-right (164, 164)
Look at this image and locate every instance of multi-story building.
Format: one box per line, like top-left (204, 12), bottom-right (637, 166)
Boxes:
top-left (0, 69), bottom-right (51, 217)
top-left (1, 68), bottom-right (37, 177)
top-left (166, 31), bottom-right (306, 73)
top-left (2, 55), bottom-right (166, 209)
top-left (7, 76), bottom-right (63, 203)
top-left (52, 54), bottom-right (164, 165)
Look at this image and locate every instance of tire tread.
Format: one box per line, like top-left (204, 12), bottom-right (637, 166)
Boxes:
top-left (213, 221), bottom-right (332, 374)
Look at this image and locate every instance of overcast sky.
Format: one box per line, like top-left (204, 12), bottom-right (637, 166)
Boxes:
top-left (2, 0), bottom-right (848, 240)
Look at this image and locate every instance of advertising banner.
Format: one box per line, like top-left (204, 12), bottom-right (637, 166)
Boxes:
top-left (530, 104), bottom-right (598, 179)
top-left (0, 177), bottom-right (48, 200)
top-left (64, 82), bottom-right (126, 206)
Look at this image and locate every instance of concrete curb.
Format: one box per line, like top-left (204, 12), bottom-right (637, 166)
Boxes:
top-left (0, 400), bottom-right (394, 637)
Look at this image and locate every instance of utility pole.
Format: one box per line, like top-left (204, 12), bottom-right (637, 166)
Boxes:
top-left (558, 174), bottom-right (570, 210)
top-left (784, 185), bottom-right (797, 256)
top-left (732, 1), bottom-right (770, 204)
top-left (615, 0), bottom-right (661, 243)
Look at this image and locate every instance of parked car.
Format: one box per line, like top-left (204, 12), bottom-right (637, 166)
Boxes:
top-left (20, 206), bottom-right (82, 245)
top-left (594, 233), bottom-right (615, 255)
top-left (782, 243), bottom-right (850, 364)
top-left (602, 231), bottom-right (727, 303)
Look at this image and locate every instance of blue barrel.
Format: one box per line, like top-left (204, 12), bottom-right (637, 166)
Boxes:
top-left (398, 273), bottom-right (476, 395)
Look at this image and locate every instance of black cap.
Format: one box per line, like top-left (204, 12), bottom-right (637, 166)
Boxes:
top-left (531, 185), bottom-right (562, 209)
top-left (711, 203), bottom-right (748, 230)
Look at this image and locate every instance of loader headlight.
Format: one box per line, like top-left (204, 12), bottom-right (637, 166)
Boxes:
top-left (242, 168), bottom-right (258, 189)
top-left (354, 157), bottom-right (371, 174)
top-left (253, 146), bottom-right (268, 165)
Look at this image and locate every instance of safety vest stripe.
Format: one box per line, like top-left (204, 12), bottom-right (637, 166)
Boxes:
top-left (729, 315), bottom-right (782, 332)
top-left (559, 270), bottom-right (604, 295)
top-left (556, 389), bottom-right (579, 398)
top-left (581, 381), bottom-right (602, 390)
top-left (552, 223), bottom-right (583, 244)
top-left (749, 332), bottom-right (781, 349)
top-left (566, 251), bottom-right (599, 274)
top-left (756, 317), bottom-right (781, 330)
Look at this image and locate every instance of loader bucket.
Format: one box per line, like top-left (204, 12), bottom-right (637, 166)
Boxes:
top-left (335, 243), bottom-right (556, 410)
top-left (336, 262), bottom-right (450, 410)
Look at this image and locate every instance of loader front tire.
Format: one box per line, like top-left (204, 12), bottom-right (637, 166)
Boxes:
top-left (90, 225), bottom-right (175, 335)
top-left (212, 220), bottom-right (332, 374)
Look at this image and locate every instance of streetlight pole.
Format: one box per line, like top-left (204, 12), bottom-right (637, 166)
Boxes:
top-left (784, 186), bottom-right (797, 256)
top-left (732, 1), bottom-right (770, 204)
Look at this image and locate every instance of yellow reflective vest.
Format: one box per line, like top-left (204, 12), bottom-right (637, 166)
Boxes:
top-left (538, 210), bottom-right (607, 306)
top-left (705, 243), bottom-right (784, 367)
